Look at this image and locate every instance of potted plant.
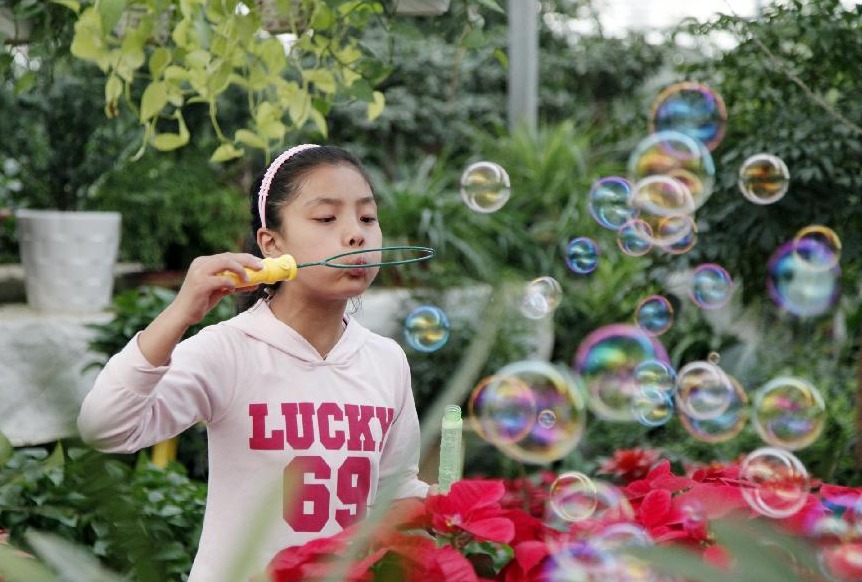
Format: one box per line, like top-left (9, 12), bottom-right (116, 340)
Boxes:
top-left (1, 3), bottom-right (132, 312)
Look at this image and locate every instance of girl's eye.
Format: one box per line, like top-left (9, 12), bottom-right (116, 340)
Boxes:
top-left (314, 217), bottom-right (335, 223)
top-left (362, 216), bottom-right (378, 224)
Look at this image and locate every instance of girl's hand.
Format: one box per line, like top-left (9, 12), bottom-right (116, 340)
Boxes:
top-left (170, 253), bottom-right (264, 326)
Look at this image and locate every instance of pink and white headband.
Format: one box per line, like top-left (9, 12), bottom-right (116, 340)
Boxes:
top-left (257, 143), bottom-right (320, 229)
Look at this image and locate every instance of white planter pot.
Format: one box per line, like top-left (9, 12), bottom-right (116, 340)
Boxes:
top-left (395, 0), bottom-right (452, 16)
top-left (15, 209), bottom-right (122, 313)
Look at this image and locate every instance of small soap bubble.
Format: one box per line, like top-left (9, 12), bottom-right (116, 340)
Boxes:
top-left (628, 130), bottom-right (716, 210)
top-left (521, 276), bottom-right (563, 320)
top-left (565, 237), bottom-right (600, 274)
top-left (493, 361), bottom-right (588, 465)
top-left (634, 359), bottom-right (677, 394)
top-left (635, 295), bottom-right (674, 336)
top-left (631, 386), bottom-right (674, 427)
top-left (649, 81), bottom-right (728, 151)
top-left (740, 447), bottom-right (810, 519)
top-left (657, 214), bottom-right (698, 255)
top-left (588, 177), bottom-right (637, 230)
top-left (549, 471), bottom-right (599, 522)
top-left (738, 153), bottom-right (790, 205)
top-left (793, 225), bottom-right (841, 271)
top-left (617, 218), bottom-right (654, 257)
top-left (675, 360), bottom-right (735, 420)
top-left (631, 175), bottom-right (695, 219)
top-left (679, 373), bottom-right (749, 443)
top-left (403, 305), bottom-right (450, 352)
top-left (768, 239), bottom-right (840, 318)
top-left (543, 541), bottom-right (614, 582)
top-left (469, 375), bottom-right (537, 445)
top-left (459, 161), bottom-right (511, 213)
top-left (752, 376), bottom-right (826, 451)
top-left (819, 543), bottom-right (862, 582)
top-left (538, 409), bottom-right (557, 429)
top-left (690, 263), bottom-right (734, 309)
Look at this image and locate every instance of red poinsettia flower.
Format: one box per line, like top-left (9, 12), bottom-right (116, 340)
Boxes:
top-left (426, 480), bottom-right (516, 544)
top-left (267, 529), bottom-right (382, 582)
top-left (819, 542), bottom-right (862, 582)
top-left (382, 533), bottom-right (482, 582)
top-left (597, 448), bottom-right (663, 484)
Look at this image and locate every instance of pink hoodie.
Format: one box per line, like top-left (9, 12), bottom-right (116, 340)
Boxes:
top-left (78, 300), bottom-right (429, 581)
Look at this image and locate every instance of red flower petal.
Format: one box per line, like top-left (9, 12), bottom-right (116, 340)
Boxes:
top-left (638, 489), bottom-right (673, 527)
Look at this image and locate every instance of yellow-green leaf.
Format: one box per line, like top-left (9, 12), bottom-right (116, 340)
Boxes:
top-left (210, 143), bottom-right (245, 163)
top-left (309, 108), bottom-right (328, 138)
top-left (151, 111), bottom-right (190, 151)
top-left (367, 90), bottom-right (385, 122)
top-left (0, 430), bottom-right (12, 467)
top-left (105, 73), bottom-right (123, 103)
top-left (149, 47), bottom-right (171, 78)
top-left (234, 129), bottom-right (267, 150)
top-left (49, 0), bottom-right (81, 13)
top-left (140, 81), bottom-right (167, 122)
top-left (302, 69), bottom-right (336, 94)
top-left (98, 0), bottom-right (127, 34)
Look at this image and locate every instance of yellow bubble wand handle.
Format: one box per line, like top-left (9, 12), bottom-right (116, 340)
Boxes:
top-left (222, 254), bottom-right (297, 286)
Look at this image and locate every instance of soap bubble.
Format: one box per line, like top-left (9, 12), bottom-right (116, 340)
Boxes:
top-left (679, 373), bottom-right (749, 443)
top-left (543, 540), bottom-right (615, 582)
top-left (635, 295), bottom-right (674, 336)
top-left (469, 374), bottom-right (537, 445)
top-left (752, 376), bottom-right (826, 451)
top-left (493, 361), bottom-right (588, 464)
top-left (689, 263), bottom-right (734, 309)
top-left (617, 218), bottom-right (654, 257)
top-left (588, 177), bottom-right (637, 230)
top-left (460, 161), bottom-right (511, 213)
top-left (819, 543), bottom-right (862, 582)
top-left (565, 237), bottom-right (600, 274)
top-left (403, 305), bottom-right (450, 352)
top-left (521, 276), bottom-right (563, 320)
top-left (792, 225), bottom-right (841, 271)
top-left (549, 471), bottom-right (599, 522)
top-left (538, 409), bottom-right (557, 429)
top-left (649, 81), bottom-right (727, 151)
top-left (628, 130), bottom-right (716, 210)
top-left (738, 154), bottom-right (790, 205)
top-left (768, 238), bottom-right (840, 318)
top-left (634, 359), bottom-right (677, 394)
top-left (657, 214), bottom-right (698, 255)
top-left (739, 447), bottom-right (810, 519)
top-left (631, 175), bottom-right (695, 219)
top-left (675, 360), bottom-right (735, 421)
top-left (574, 324), bottom-right (670, 422)
top-left (631, 386), bottom-right (674, 427)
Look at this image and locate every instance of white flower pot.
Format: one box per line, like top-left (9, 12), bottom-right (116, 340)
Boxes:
top-left (395, 0), bottom-right (452, 16)
top-left (15, 209), bottom-right (121, 313)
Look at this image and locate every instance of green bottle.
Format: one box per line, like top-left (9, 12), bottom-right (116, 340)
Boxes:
top-left (438, 404), bottom-right (463, 494)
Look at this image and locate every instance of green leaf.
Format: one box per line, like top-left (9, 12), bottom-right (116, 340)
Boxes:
top-left (104, 74), bottom-right (122, 104)
top-left (367, 90), bottom-right (385, 122)
top-left (0, 542), bottom-right (58, 582)
top-left (234, 129), bottom-right (267, 150)
top-left (151, 111), bottom-right (190, 151)
top-left (302, 69), bottom-right (337, 94)
top-left (473, 0), bottom-right (504, 13)
top-left (209, 143), bottom-right (244, 163)
top-left (309, 108), bottom-right (328, 138)
top-left (148, 47), bottom-right (171, 78)
top-left (43, 442), bottom-right (64, 470)
top-left (0, 429), bottom-right (12, 467)
top-left (461, 27), bottom-right (485, 49)
top-left (98, 0), bottom-right (127, 34)
top-left (25, 531), bottom-right (124, 582)
top-left (49, 0), bottom-right (81, 13)
top-left (139, 82), bottom-right (168, 122)
top-left (626, 545), bottom-right (728, 582)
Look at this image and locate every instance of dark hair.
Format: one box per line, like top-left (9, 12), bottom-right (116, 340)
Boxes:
top-left (236, 145), bottom-right (375, 312)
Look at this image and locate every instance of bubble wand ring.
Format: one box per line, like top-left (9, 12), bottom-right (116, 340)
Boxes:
top-left (223, 245), bottom-right (435, 286)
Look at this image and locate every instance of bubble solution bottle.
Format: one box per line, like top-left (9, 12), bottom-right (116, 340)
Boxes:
top-left (437, 404), bottom-right (463, 494)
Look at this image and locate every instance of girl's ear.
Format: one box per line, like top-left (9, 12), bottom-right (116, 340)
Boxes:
top-left (256, 227), bottom-right (285, 258)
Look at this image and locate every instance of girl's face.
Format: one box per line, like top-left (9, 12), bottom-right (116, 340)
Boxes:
top-left (271, 164), bottom-right (383, 299)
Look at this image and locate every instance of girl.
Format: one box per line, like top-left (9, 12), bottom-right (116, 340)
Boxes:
top-left (78, 145), bottom-right (430, 582)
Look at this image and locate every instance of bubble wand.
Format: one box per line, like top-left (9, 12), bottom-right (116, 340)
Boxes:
top-left (222, 245), bottom-right (435, 287)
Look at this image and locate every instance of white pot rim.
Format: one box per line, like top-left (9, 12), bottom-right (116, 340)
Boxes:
top-left (15, 209), bottom-right (121, 221)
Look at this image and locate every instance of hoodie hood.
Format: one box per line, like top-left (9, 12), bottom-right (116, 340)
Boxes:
top-left (222, 300), bottom-right (371, 366)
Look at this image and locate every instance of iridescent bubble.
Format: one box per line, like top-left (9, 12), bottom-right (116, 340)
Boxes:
top-left (738, 154), bottom-right (790, 205)
top-left (634, 359), bottom-right (677, 394)
top-left (739, 447), bottom-right (811, 519)
top-left (819, 543), bottom-right (862, 582)
top-left (628, 130), bottom-right (716, 210)
top-left (690, 263), bottom-right (734, 309)
top-left (538, 409), bottom-right (557, 429)
top-left (631, 175), bottom-right (695, 219)
top-left (649, 81), bottom-right (728, 151)
top-left (469, 375), bottom-right (537, 445)
top-left (675, 360), bottom-right (735, 421)
top-left (681, 499), bottom-right (706, 531)
top-left (565, 237), bottom-right (600, 275)
top-left (543, 541), bottom-right (615, 582)
top-left (593, 523), bottom-right (653, 550)
top-left (793, 225), bottom-right (842, 271)
top-left (679, 373), bottom-right (749, 443)
top-left (403, 305), bottom-right (450, 352)
top-left (549, 471), bottom-right (599, 522)
top-left (459, 161), bottom-right (511, 213)
top-left (635, 295), bottom-right (674, 336)
top-left (493, 361), bottom-right (588, 465)
top-left (617, 218), bottom-right (653, 257)
top-left (631, 386), bottom-right (674, 427)
top-left (573, 324), bottom-right (670, 422)
top-left (752, 376), bottom-right (826, 451)
top-left (588, 177), bottom-right (637, 230)
top-left (768, 238), bottom-right (841, 318)
top-left (657, 214), bottom-right (698, 255)
top-left (520, 276), bottom-right (563, 320)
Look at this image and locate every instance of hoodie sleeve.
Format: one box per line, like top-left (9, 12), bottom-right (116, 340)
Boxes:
top-left (375, 346), bottom-right (430, 501)
top-left (77, 327), bottom-right (236, 453)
